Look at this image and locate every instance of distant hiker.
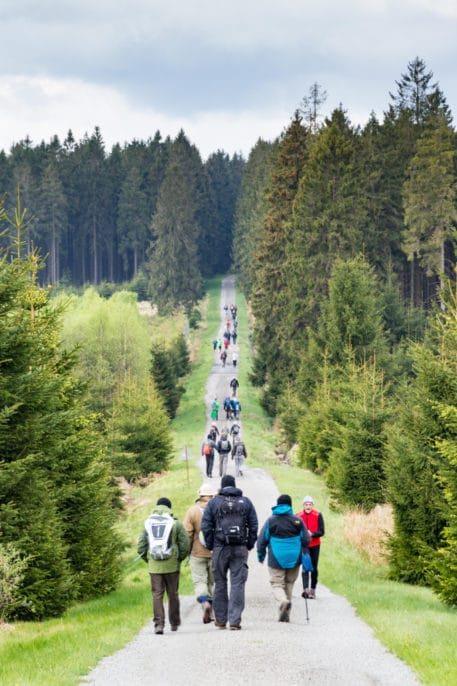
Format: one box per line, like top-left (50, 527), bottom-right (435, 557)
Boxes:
top-left (296, 495), bottom-right (325, 599)
top-left (211, 398), bottom-right (220, 420)
top-left (137, 497), bottom-right (190, 635)
top-left (202, 436), bottom-right (216, 478)
top-left (212, 338), bottom-right (218, 351)
top-left (231, 330), bottom-right (238, 344)
top-left (231, 397), bottom-right (241, 420)
top-left (232, 351), bottom-right (238, 367)
top-left (223, 337), bottom-right (229, 351)
top-left (208, 423), bottom-right (219, 442)
top-left (220, 350), bottom-right (227, 367)
top-left (201, 475), bottom-right (258, 630)
top-left (230, 422), bottom-right (241, 437)
top-left (223, 396), bottom-right (232, 420)
top-left (216, 430), bottom-right (232, 477)
top-left (223, 329), bottom-right (231, 341)
top-left (230, 377), bottom-right (239, 397)
top-left (183, 483), bottom-right (217, 624)
top-left (223, 304), bottom-right (228, 314)
top-left (257, 494), bottom-right (309, 623)
top-left (231, 436), bottom-right (247, 477)
top-left (217, 338), bottom-right (223, 351)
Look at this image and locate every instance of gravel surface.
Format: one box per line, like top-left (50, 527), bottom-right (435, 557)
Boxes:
top-left (81, 276), bottom-right (421, 686)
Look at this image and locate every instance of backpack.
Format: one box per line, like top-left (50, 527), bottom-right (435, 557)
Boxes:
top-left (235, 443), bottom-right (244, 458)
top-left (144, 513), bottom-right (175, 560)
top-left (231, 424), bottom-right (240, 435)
top-left (216, 495), bottom-right (248, 545)
top-left (203, 442), bottom-right (212, 455)
top-left (220, 437), bottom-right (229, 451)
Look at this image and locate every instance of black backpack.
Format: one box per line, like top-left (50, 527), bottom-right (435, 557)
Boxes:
top-left (216, 495), bottom-right (248, 545)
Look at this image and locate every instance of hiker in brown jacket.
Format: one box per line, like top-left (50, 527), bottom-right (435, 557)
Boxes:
top-left (183, 483), bottom-right (217, 623)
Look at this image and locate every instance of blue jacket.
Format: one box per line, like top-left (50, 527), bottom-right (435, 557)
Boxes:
top-left (256, 504), bottom-right (310, 569)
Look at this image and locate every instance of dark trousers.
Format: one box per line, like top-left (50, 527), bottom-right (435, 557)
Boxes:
top-left (205, 453), bottom-right (214, 477)
top-left (302, 545), bottom-right (320, 590)
top-left (150, 571), bottom-right (180, 629)
top-left (212, 545), bottom-right (249, 626)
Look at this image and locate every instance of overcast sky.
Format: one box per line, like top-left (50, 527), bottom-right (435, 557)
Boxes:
top-left (0, 0), bottom-right (456, 160)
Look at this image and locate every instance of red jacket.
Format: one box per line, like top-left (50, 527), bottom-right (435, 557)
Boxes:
top-left (297, 509), bottom-right (324, 548)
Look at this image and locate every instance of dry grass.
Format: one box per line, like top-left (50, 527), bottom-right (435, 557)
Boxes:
top-left (343, 504), bottom-right (394, 565)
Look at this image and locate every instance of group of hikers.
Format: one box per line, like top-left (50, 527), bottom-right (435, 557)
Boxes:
top-left (137, 480), bottom-right (324, 634)
top-left (212, 303), bottom-right (239, 367)
top-left (137, 295), bottom-right (324, 634)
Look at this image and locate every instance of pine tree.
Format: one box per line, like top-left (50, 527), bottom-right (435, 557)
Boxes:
top-left (36, 161), bottom-right (67, 284)
top-left (150, 344), bottom-right (183, 419)
top-left (147, 132), bottom-right (203, 312)
top-left (402, 110), bottom-right (457, 291)
top-left (117, 165), bottom-right (150, 277)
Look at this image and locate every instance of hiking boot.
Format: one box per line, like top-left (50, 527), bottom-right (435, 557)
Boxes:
top-left (202, 601), bottom-right (212, 624)
top-left (214, 620), bottom-right (226, 629)
top-left (308, 588), bottom-right (316, 599)
top-left (229, 624), bottom-right (241, 630)
top-left (279, 601), bottom-right (291, 622)
top-left (155, 626), bottom-right (164, 635)
top-left (301, 589), bottom-right (310, 599)
top-left (170, 625), bottom-right (179, 631)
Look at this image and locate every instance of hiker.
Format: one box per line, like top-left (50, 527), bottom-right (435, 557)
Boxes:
top-left (223, 337), bottom-right (230, 351)
top-left (216, 430), bottom-right (232, 477)
top-left (231, 397), bottom-right (241, 420)
top-left (231, 435), bottom-right (247, 477)
top-left (230, 421), bottom-right (241, 437)
top-left (212, 338), bottom-right (218, 351)
top-left (223, 396), bottom-right (232, 420)
top-left (229, 377), bottom-right (239, 397)
top-left (210, 398), bottom-right (219, 421)
top-left (257, 494), bottom-right (310, 623)
top-left (200, 475), bottom-right (258, 630)
top-left (137, 497), bottom-right (190, 635)
top-left (183, 484), bottom-right (217, 624)
top-left (217, 338), bottom-right (223, 351)
top-left (232, 351), bottom-right (238, 367)
top-left (231, 330), bottom-right (237, 344)
top-left (201, 436), bottom-right (216, 478)
top-left (220, 350), bottom-right (227, 367)
top-left (208, 422), bottom-right (219, 442)
top-left (296, 495), bottom-right (325, 599)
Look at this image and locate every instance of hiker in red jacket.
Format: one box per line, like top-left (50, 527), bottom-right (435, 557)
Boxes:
top-left (296, 495), bottom-right (325, 599)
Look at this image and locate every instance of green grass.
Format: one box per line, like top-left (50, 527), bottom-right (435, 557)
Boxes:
top-left (2, 275), bottom-right (457, 686)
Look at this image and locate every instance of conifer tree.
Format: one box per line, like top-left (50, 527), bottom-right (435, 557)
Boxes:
top-left (150, 343), bottom-right (183, 419)
top-left (402, 110), bottom-right (457, 290)
top-left (147, 132), bottom-right (202, 312)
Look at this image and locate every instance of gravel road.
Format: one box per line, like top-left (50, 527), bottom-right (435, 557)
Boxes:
top-left (81, 276), bottom-right (421, 686)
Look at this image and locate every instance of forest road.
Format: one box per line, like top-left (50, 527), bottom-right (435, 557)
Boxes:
top-left (81, 275), bottom-right (421, 686)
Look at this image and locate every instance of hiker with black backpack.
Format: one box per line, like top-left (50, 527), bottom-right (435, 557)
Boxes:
top-left (216, 430), bottom-right (232, 477)
top-left (231, 435), bottom-right (247, 477)
top-left (137, 497), bottom-right (190, 635)
top-left (257, 494), bottom-right (310, 623)
top-left (200, 475), bottom-right (258, 630)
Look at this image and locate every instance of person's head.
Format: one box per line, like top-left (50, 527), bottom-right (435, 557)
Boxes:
top-left (220, 475), bottom-right (235, 490)
top-left (197, 483), bottom-right (216, 500)
top-left (277, 494), bottom-right (292, 507)
top-left (302, 495), bottom-right (314, 512)
top-left (157, 497), bottom-right (172, 509)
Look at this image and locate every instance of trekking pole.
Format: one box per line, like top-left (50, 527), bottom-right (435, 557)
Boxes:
top-left (304, 594), bottom-right (309, 623)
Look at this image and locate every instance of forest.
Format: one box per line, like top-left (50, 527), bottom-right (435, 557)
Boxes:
top-left (2, 56), bottom-right (457, 619)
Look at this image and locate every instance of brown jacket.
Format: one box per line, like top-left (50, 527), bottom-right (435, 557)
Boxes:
top-left (183, 497), bottom-right (213, 558)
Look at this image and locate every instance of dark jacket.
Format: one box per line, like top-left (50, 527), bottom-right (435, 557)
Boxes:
top-left (201, 485), bottom-right (258, 551)
top-left (257, 504), bottom-right (310, 569)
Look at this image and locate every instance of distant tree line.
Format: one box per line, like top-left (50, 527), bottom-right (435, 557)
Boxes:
top-left (0, 129), bottom-right (244, 312)
top-left (234, 57), bottom-right (457, 605)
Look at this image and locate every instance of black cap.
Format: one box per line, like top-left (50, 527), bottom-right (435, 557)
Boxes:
top-left (157, 497), bottom-right (172, 509)
top-left (221, 475), bottom-right (236, 489)
top-left (277, 494), bottom-right (292, 506)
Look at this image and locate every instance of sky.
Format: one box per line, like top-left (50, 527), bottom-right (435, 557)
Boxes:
top-left (0, 0), bottom-right (456, 160)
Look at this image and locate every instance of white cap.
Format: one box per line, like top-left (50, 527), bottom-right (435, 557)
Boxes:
top-left (198, 483), bottom-right (216, 497)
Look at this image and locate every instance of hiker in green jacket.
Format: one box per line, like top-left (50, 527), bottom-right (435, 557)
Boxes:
top-left (137, 497), bottom-right (190, 635)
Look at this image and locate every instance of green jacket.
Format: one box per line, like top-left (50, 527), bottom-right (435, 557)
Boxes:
top-left (137, 504), bottom-right (190, 574)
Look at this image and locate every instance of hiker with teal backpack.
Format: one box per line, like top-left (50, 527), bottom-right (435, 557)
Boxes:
top-left (137, 497), bottom-right (190, 635)
top-left (257, 494), bottom-right (310, 623)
